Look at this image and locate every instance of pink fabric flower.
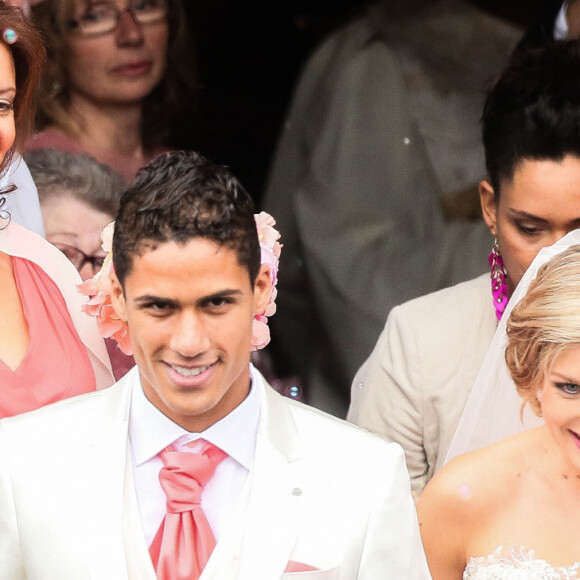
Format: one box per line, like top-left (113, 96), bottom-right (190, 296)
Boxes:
top-left (251, 316), bottom-right (271, 350)
top-left (260, 245), bottom-right (279, 285)
top-left (77, 278), bottom-right (98, 298)
top-left (77, 226), bottom-right (133, 356)
top-left (255, 211), bottom-right (280, 248)
top-left (252, 212), bottom-right (282, 352)
top-left (79, 213), bottom-right (282, 355)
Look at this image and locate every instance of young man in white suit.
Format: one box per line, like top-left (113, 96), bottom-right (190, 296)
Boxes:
top-left (0, 151), bottom-right (429, 579)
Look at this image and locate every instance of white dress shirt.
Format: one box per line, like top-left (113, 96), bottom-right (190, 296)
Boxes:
top-left (129, 365), bottom-right (261, 546)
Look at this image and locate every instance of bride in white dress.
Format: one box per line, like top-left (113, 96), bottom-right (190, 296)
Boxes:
top-left (417, 244), bottom-right (580, 579)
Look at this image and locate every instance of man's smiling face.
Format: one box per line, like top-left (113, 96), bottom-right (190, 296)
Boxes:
top-left (111, 237), bottom-right (271, 431)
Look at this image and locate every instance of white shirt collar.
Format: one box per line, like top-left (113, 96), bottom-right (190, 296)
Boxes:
top-left (129, 364), bottom-right (261, 472)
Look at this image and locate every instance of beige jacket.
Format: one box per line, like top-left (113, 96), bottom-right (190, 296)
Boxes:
top-left (348, 274), bottom-right (496, 496)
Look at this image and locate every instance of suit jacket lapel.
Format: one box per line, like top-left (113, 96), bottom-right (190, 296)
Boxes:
top-left (198, 471), bottom-right (251, 579)
top-left (235, 376), bottom-right (307, 580)
top-left (78, 370), bottom-right (149, 578)
top-left (122, 443), bottom-right (158, 580)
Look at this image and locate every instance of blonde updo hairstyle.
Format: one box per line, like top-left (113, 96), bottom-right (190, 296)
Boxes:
top-left (506, 244), bottom-right (580, 416)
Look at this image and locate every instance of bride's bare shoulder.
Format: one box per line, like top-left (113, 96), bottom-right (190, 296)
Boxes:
top-left (418, 429), bottom-right (543, 518)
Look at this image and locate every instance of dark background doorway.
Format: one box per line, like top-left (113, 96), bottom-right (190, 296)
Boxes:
top-left (180, 1), bottom-right (541, 203)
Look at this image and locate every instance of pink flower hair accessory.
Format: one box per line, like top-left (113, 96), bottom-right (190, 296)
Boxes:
top-left (78, 213), bottom-right (282, 355)
top-left (77, 222), bottom-right (133, 355)
top-left (252, 212), bottom-right (282, 351)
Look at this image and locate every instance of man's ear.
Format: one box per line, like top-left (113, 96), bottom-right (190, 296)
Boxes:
top-left (109, 271), bottom-right (128, 322)
top-left (252, 264), bottom-right (273, 315)
top-left (479, 180), bottom-right (498, 237)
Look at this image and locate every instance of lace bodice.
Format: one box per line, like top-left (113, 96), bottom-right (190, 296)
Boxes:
top-left (464, 547), bottom-right (580, 579)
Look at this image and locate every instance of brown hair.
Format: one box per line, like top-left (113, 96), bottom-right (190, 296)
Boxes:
top-left (0, 2), bottom-right (45, 175)
top-left (505, 244), bottom-right (580, 416)
top-left (30, 0), bottom-right (196, 151)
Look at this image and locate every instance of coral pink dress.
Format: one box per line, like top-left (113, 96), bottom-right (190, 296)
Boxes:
top-left (0, 257), bottom-right (96, 418)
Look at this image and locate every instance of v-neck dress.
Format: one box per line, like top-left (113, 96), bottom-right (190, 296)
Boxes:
top-left (0, 256), bottom-right (96, 417)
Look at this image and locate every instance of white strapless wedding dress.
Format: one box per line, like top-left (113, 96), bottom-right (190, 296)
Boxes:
top-left (464, 547), bottom-right (580, 579)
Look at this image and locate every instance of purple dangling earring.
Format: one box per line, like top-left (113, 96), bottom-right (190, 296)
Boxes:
top-left (488, 237), bottom-right (508, 321)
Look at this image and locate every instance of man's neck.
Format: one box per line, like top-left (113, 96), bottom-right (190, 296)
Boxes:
top-left (67, 94), bottom-right (144, 158)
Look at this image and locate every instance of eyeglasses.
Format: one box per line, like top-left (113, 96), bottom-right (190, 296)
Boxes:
top-left (68, 0), bottom-right (168, 37)
top-left (54, 242), bottom-right (107, 275)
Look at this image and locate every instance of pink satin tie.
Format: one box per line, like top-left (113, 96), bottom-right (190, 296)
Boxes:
top-left (149, 440), bottom-right (227, 580)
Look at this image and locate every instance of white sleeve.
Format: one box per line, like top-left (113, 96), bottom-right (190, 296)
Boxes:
top-left (357, 443), bottom-right (431, 579)
top-left (348, 307), bottom-right (429, 498)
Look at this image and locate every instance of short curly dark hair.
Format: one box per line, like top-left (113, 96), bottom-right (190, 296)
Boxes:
top-left (113, 151), bottom-right (260, 287)
top-left (505, 244), bottom-right (580, 416)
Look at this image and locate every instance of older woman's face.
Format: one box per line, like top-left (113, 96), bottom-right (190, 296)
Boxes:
top-left (0, 43), bottom-right (16, 166)
top-left (42, 194), bottom-right (113, 281)
top-left (64, 0), bottom-right (168, 108)
top-left (480, 155), bottom-right (580, 294)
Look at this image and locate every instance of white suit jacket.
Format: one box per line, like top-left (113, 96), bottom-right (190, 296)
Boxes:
top-left (0, 367), bottom-right (430, 579)
top-left (348, 274), bottom-right (497, 497)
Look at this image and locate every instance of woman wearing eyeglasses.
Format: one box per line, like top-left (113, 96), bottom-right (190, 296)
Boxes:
top-left (24, 147), bottom-right (123, 281)
top-left (0, 3), bottom-right (114, 416)
top-left (27, 0), bottom-right (195, 182)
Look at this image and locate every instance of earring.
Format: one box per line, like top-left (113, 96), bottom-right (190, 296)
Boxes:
top-left (2, 29), bottom-right (17, 45)
top-left (488, 237), bottom-right (508, 321)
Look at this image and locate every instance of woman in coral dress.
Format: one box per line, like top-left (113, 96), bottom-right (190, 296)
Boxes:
top-left (0, 4), bottom-right (113, 417)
